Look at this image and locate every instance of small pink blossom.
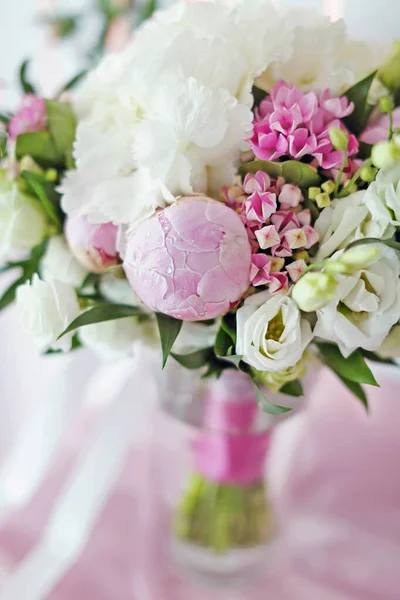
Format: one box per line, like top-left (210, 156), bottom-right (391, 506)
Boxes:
top-left (297, 209), bottom-right (311, 227)
top-left (279, 184), bottom-right (302, 208)
top-left (284, 228), bottom-right (308, 250)
top-left (242, 171), bottom-right (271, 194)
top-left (287, 259), bottom-right (307, 282)
top-left (288, 128), bottom-right (318, 159)
top-left (269, 272), bottom-right (288, 293)
top-left (255, 224), bottom-right (280, 249)
top-left (8, 94), bottom-right (47, 141)
top-left (360, 107), bottom-right (400, 145)
top-left (250, 254), bottom-right (288, 293)
top-left (244, 190), bottom-right (277, 223)
top-left (303, 225), bottom-right (319, 249)
top-left (319, 89), bottom-right (354, 119)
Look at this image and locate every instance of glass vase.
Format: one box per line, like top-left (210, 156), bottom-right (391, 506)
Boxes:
top-left (155, 366), bottom-right (276, 585)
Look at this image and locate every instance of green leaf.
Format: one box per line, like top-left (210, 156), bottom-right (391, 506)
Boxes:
top-left (378, 41), bottom-right (400, 95)
top-left (220, 315), bottom-right (236, 344)
top-left (252, 86), bottom-right (268, 108)
top-left (254, 386), bottom-right (292, 415)
top-left (0, 131), bottom-right (8, 158)
top-left (156, 312), bottom-right (183, 369)
top-left (19, 60), bottom-right (36, 95)
top-left (0, 112), bottom-right (12, 125)
top-left (240, 159), bottom-right (321, 188)
top-left (280, 379), bottom-right (304, 397)
top-left (0, 275), bottom-right (26, 311)
top-left (138, 0), bottom-right (157, 24)
top-left (59, 304), bottom-right (143, 340)
top-left (15, 132), bottom-right (63, 167)
top-left (45, 100), bottom-right (76, 160)
top-left (360, 350), bottom-right (398, 366)
top-left (171, 348), bottom-right (213, 370)
top-left (358, 142), bottom-right (373, 160)
top-left (214, 327), bottom-right (232, 358)
top-left (44, 333), bottom-right (82, 355)
top-left (343, 71), bottom-right (377, 135)
top-left (318, 343), bottom-right (379, 387)
top-left (57, 70), bottom-right (87, 95)
top-left (346, 237), bottom-right (400, 253)
top-left (337, 374), bottom-right (368, 409)
top-left (42, 15), bottom-right (79, 38)
top-left (21, 171), bottom-right (61, 227)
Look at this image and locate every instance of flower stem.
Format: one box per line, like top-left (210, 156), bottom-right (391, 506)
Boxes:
top-left (333, 149), bottom-right (348, 198)
top-left (338, 158), bottom-right (373, 198)
top-left (389, 111), bottom-right (394, 140)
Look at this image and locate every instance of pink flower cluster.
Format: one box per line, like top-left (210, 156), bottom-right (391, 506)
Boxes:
top-left (251, 81), bottom-right (359, 172)
top-left (8, 94), bottom-right (47, 141)
top-left (223, 171), bottom-right (319, 294)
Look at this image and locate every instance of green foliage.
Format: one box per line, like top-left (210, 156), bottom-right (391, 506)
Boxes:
top-left (57, 70), bottom-right (88, 95)
top-left (346, 237), bottom-right (400, 253)
top-left (155, 312), bottom-right (183, 368)
top-left (240, 159), bottom-right (321, 188)
top-left (21, 171), bottom-right (62, 228)
top-left (0, 240), bottom-right (47, 312)
top-left (337, 374), bottom-right (368, 409)
top-left (15, 132), bottom-right (63, 168)
top-left (171, 348), bottom-right (214, 370)
top-left (138, 0), bottom-right (157, 25)
top-left (19, 60), bottom-right (36, 95)
top-left (254, 385), bottom-right (292, 414)
top-left (59, 304), bottom-right (144, 339)
top-left (252, 85), bottom-right (268, 109)
top-left (318, 343), bottom-right (379, 387)
top-left (343, 71), bottom-right (377, 135)
top-left (0, 131), bottom-right (8, 158)
top-left (280, 379), bottom-right (304, 397)
top-left (45, 100), bottom-right (77, 161)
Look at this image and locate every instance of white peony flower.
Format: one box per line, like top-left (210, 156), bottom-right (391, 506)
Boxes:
top-left (0, 178), bottom-right (47, 260)
top-left (41, 235), bottom-right (87, 287)
top-left (132, 75), bottom-right (253, 198)
top-left (16, 274), bottom-right (80, 352)
top-left (236, 291), bottom-right (313, 372)
top-left (363, 164), bottom-right (400, 226)
top-left (315, 191), bottom-right (394, 261)
top-left (257, 8), bottom-right (383, 94)
top-left (315, 246), bottom-right (400, 357)
top-left (78, 317), bottom-right (157, 360)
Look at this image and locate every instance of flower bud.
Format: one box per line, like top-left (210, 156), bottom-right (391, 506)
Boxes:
top-left (308, 187), bottom-right (321, 200)
top-left (336, 245), bottom-right (380, 273)
top-left (65, 215), bottom-right (119, 274)
top-left (341, 179), bottom-right (358, 194)
top-left (315, 192), bottom-right (331, 209)
top-left (329, 126), bottom-right (348, 151)
top-left (371, 140), bottom-right (400, 170)
top-left (378, 41), bottom-right (400, 92)
top-left (360, 165), bottom-right (378, 183)
top-left (292, 271), bottom-right (338, 312)
top-left (19, 156), bottom-right (43, 176)
top-left (321, 180), bottom-right (336, 195)
top-left (379, 95), bottom-right (394, 115)
top-left (252, 357), bottom-right (306, 393)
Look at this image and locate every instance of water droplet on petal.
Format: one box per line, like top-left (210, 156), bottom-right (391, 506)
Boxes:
top-left (166, 267), bottom-right (172, 274)
top-left (146, 232), bottom-right (151, 238)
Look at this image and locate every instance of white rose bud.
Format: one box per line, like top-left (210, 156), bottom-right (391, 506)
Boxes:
top-left (0, 179), bottom-right (47, 260)
top-left (292, 271), bottom-right (339, 312)
top-left (16, 274), bottom-right (80, 351)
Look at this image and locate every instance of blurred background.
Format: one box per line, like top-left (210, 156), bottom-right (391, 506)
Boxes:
top-left (1, 2), bottom-right (400, 600)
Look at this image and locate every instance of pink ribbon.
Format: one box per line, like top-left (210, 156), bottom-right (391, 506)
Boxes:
top-left (193, 397), bottom-right (271, 485)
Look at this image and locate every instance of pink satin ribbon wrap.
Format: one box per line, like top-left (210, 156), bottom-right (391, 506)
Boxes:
top-left (193, 399), bottom-right (271, 485)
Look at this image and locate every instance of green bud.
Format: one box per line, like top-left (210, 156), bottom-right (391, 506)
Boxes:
top-left (308, 187), bottom-right (321, 200)
top-left (45, 168), bottom-right (58, 182)
top-left (252, 358), bottom-right (306, 394)
top-left (329, 126), bottom-right (349, 152)
top-left (378, 40), bottom-right (400, 92)
top-left (341, 179), bottom-right (358, 194)
top-left (315, 192), bottom-right (331, 209)
top-left (292, 271), bottom-right (338, 312)
top-left (338, 245), bottom-right (380, 273)
top-left (379, 95), bottom-right (394, 114)
top-left (360, 165), bottom-right (378, 183)
top-left (371, 140), bottom-right (400, 170)
top-left (321, 180), bottom-right (336, 195)
top-left (293, 250), bottom-right (309, 262)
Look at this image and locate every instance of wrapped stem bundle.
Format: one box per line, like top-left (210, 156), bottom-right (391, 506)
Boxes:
top-left (173, 371), bottom-right (274, 556)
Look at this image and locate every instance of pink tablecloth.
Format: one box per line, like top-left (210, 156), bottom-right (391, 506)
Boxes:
top-left (0, 364), bottom-right (399, 600)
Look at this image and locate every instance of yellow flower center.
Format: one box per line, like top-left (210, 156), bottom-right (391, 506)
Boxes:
top-left (266, 311), bottom-right (284, 342)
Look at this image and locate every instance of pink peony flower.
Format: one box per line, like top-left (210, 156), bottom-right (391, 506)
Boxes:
top-left (251, 81), bottom-right (358, 172)
top-left (8, 94), bottom-right (47, 141)
top-left (65, 215), bottom-right (119, 274)
top-left (123, 196), bottom-right (252, 321)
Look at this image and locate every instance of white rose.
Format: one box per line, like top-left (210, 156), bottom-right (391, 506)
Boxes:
top-left (363, 164), bottom-right (400, 226)
top-left (315, 191), bottom-right (394, 261)
top-left (0, 179), bottom-right (47, 260)
top-left (377, 325), bottom-right (400, 358)
top-left (78, 317), bottom-right (157, 360)
top-left (41, 236), bottom-right (87, 287)
top-left (236, 291), bottom-right (313, 372)
top-left (16, 274), bottom-right (80, 352)
top-left (315, 246), bottom-right (400, 357)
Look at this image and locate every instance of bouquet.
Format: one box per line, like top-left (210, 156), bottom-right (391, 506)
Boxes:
top-left (2, 0), bottom-right (400, 565)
